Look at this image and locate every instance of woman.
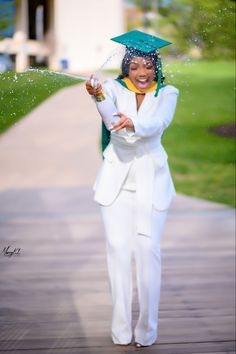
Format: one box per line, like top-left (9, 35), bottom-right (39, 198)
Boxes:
top-left (86, 30), bottom-right (179, 348)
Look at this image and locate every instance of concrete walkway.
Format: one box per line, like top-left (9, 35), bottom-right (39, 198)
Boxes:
top-left (0, 82), bottom-right (101, 189)
top-left (0, 82), bottom-right (235, 353)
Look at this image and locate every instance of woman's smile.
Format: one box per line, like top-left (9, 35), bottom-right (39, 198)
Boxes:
top-left (135, 77), bottom-right (152, 90)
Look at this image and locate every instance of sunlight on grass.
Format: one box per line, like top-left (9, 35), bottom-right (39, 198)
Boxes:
top-left (0, 70), bottom-right (82, 133)
top-left (163, 60), bottom-right (235, 207)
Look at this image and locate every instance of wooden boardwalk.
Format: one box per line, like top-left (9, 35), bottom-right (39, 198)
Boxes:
top-left (0, 187), bottom-right (235, 354)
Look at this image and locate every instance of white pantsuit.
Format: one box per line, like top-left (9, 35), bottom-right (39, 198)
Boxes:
top-left (101, 189), bottom-right (168, 345)
top-left (93, 79), bottom-right (179, 345)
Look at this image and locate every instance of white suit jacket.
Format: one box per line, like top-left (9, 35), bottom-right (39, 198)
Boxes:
top-left (93, 79), bottom-right (179, 236)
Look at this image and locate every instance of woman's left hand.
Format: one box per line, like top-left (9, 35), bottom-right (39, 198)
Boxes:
top-left (112, 112), bottom-right (134, 132)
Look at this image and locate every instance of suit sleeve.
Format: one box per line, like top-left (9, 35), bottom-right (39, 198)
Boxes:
top-left (132, 86), bottom-right (179, 138)
top-left (96, 80), bottom-right (116, 152)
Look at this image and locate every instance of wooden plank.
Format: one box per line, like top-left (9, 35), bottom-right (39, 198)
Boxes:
top-left (0, 339), bottom-right (235, 353)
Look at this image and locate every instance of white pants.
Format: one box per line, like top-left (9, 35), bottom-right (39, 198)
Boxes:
top-left (100, 189), bottom-right (168, 346)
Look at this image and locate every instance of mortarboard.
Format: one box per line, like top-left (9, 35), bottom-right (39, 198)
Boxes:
top-left (111, 30), bottom-right (172, 53)
top-left (111, 30), bottom-right (172, 96)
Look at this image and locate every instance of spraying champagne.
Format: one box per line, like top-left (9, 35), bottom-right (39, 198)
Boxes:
top-left (90, 75), bottom-right (120, 131)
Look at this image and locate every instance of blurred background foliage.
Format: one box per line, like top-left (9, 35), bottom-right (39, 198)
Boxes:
top-left (0, 1), bottom-right (14, 39)
top-left (127, 0), bottom-right (235, 59)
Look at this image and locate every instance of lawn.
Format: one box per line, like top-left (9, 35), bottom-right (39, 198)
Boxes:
top-left (162, 60), bottom-right (235, 208)
top-left (0, 61), bottom-right (235, 208)
top-left (0, 69), bottom-right (82, 133)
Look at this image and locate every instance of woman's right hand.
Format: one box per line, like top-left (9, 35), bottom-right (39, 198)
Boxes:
top-left (85, 76), bottom-right (103, 96)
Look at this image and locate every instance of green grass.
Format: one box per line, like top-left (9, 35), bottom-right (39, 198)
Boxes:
top-left (0, 70), bottom-right (82, 133)
top-left (162, 60), bottom-right (235, 207)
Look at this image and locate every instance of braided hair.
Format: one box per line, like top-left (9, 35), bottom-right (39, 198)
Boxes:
top-left (117, 48), bottom-right (165, 84)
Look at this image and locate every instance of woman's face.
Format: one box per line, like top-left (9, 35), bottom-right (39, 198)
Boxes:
top-left (128, 56), bottom-right (155, 92)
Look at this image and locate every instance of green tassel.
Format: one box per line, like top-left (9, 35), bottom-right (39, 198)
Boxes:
top-left (155, 52), bottom-right (163, 97)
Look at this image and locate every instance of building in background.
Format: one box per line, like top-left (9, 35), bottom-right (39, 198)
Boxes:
top-left (0, 0), bottom-right (124, 72)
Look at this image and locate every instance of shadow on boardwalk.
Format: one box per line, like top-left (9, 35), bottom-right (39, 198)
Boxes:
top-left (0, 84), bottom-right (235, 353)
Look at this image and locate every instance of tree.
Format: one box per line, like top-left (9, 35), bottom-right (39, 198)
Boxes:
top-left (0, 0), bottom-right (15, 40)
top-left (127, 0), bottom-right (235, 59)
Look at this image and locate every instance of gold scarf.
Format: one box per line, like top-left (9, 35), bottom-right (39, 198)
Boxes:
top-left (122, 77), bottom-right (157, 94)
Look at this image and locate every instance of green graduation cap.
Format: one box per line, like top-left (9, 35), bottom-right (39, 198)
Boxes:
top-left (111, 30), bottom-right (172, 96)
top-left (111, 30), bottom-right (172, 53)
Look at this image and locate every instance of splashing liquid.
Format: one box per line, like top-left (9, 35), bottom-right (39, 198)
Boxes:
top-left (25, 68), bottom-right (89, 82)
